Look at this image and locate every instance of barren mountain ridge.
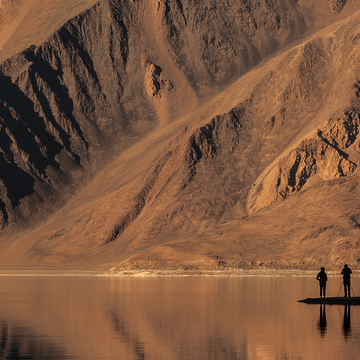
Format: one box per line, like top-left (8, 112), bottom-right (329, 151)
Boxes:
top-left (0, 0), bottom-right (360, 271)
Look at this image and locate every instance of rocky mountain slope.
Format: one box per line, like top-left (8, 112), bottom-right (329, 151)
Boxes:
top-left (0, 0), bottom-right (360, 271)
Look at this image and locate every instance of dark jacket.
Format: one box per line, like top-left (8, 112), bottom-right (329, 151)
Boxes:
top-left (316, 271), bottom-right (327, 285)
top-left (341, 267), bottom-right (352, 282)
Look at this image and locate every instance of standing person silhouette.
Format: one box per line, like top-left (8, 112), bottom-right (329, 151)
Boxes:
top-left (316, 267), bottom-right (327, 298)
top-left (341, 264), bottom-right (352, 297)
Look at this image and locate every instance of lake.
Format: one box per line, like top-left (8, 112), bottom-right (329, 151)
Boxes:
top-left (0, 274), bottom-right (358, 360)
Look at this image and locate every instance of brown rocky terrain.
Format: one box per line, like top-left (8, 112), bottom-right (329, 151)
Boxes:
top-left (0, 0), bottom-right (360, 272)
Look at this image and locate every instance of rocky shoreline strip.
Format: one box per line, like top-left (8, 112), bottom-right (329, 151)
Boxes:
top-left (102, 269), bottom-right (360, 277)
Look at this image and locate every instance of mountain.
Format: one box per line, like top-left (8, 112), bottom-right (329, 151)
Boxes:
top-left (0, 0), bottom-right (360, 271)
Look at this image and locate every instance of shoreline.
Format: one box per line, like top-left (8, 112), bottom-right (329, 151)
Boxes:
top-left (0, 269), bottom-right (356, 277)
top-left (0, 270), bottom-right (102, 276)
top-left (101, 269), bottom-right (359, 277)
top-left (0, 269), bottom-right (360, 277)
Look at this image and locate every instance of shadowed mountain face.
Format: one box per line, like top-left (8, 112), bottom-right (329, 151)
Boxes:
top-left (0, 0), bottom-right (360, 270)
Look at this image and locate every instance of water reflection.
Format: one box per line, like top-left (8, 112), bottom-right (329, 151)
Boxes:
top-left (109, 302), bottom-right (246, 360)
top-left (111, 311), bottom-right (145, 360)
top-left (0, 319), bottom-right (73, 360)
top-left (317, 304), bottom-right (327, 337)
top-left (0, 276), bottom-right (357, 360)
top-left (315, 304), bottom-right (353, 340)
top-left (343, 305), bottom-right (351, 339)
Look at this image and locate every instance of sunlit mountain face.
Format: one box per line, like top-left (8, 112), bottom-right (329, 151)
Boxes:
top-left (0, 0), bottom-right (360, 271)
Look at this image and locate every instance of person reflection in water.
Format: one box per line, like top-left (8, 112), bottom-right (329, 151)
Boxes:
top-left (316, 267), bottom-right (327, 298)
top-left (317, 304), bottom-right (327, 337)
top-left (341, 264), bottom-right (352, 297)
top-left (343, 305), bottom-right (351, 339)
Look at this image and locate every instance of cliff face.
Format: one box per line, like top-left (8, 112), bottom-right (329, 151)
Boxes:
top-left (0, 0), bottom-right (360, 270)
top-left (0, 0), bottom-right (131, 228)
top-left (0, 0), bottom-right (315, 229)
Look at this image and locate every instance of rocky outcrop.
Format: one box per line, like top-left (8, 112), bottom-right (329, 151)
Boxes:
top-left (329, 0), bottom-right (349, 13)
top-left (248, 109), bottom-right (360, 214)
top-left (144, 61), bottom-right (173, 98)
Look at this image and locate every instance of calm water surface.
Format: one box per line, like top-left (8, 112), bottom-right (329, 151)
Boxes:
top-left (0, 275), bottom-right (358, 360)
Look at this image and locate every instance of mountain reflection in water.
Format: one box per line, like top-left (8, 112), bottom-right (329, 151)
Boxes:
top-left (0, 275), bottom-right (358, 360)
top-left (110, 311), bottom-right (146, 360)
top-left (0, 320), bottom-right (73, 360)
